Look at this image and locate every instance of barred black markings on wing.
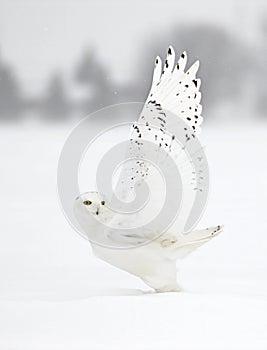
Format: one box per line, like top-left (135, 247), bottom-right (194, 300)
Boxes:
top-left (145, 46), bottom-right (203, 134)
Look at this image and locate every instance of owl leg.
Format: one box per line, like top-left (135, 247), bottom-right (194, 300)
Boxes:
top-left (155, 283), bottom-right (182, 293)
top-left (140, 260), bottom-right (181, 293)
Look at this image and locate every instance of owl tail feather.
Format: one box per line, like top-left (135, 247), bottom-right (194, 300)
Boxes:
top-left (184, 225), bottom-right (223, 242)
top-left (174, 225), bottom-right (224, 259)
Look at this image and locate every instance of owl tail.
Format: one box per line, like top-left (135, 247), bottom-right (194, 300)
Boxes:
top-left (174, 225), bottom-right (223, 259)
top-left (142, 225), bottom-right (223, 292)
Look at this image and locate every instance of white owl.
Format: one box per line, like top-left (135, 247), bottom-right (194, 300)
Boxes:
top-left (74, 46), bottom-right (223, 292)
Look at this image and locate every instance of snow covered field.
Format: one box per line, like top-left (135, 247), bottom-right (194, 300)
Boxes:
top-left (0, 121), bottom-right (267, 349)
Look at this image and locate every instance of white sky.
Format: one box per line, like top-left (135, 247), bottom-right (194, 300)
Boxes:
top-left (0, 0), bottom-right (265, 94)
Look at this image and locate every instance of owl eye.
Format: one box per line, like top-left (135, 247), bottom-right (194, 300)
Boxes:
top-left (101, 201), bottom-right (105, 205)
top-left (83, 200), bottom-right (92, 205)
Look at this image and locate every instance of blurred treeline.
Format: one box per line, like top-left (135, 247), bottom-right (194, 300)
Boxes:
top-left (0, 23), bottom-right (267, 121)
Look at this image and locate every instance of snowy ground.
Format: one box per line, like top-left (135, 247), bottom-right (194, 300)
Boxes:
top-left (0, 120), bottom-right (267, 349)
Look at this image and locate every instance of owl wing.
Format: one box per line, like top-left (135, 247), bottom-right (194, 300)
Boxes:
top-left (103, 48), bottom-right (208, 246)
top-left (115, 47), bottom-right (205, 196)
top-left (120, 46), bottom-right (205, 192)
top-left (141, 46), bottom-right (203, 134)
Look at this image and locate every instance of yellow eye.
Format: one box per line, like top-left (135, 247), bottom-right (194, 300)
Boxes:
top-left (101, 201), bottom-right (105, 205)
top-left (83, 200), bottom-right (92, 205)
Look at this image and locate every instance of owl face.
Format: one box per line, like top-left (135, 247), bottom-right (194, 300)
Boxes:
top-left (75, 191), bottom-right (107, 216)
top-left (73, 191), bottom-right (116, 242)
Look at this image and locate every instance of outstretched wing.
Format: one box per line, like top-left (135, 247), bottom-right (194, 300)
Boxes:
top-left (116, 47), bottom-right (205, 194)
top-left (105, 48), bottom-right (208, 243)
top-left (119, 47), bottom-right (205, 196)
top-left (142, 46), bottom-right (203, 134)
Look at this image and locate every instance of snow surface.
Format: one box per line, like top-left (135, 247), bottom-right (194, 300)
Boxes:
top-left (0, 121), bottom-right (267, 349)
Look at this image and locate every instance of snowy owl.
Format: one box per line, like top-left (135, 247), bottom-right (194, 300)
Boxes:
top-left (73, 46), bottom-right (223, 292)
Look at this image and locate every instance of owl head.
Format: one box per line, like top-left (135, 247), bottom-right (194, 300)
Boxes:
top-left (75, 191), bottom-right (107, 216)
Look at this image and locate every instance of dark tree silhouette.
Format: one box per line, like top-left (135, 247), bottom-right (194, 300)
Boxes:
top-left (0, 51), bottom-right (22, 119)
top-left (75, 48), bottom-right (117, 113)
top-left (41, 73), bottom-right (71, 119)
top-left (256, 15), bottom-right (267, 117)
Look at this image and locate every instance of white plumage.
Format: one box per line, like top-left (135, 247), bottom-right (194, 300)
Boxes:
top-left (73, 46), bottom-right (222, 292)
